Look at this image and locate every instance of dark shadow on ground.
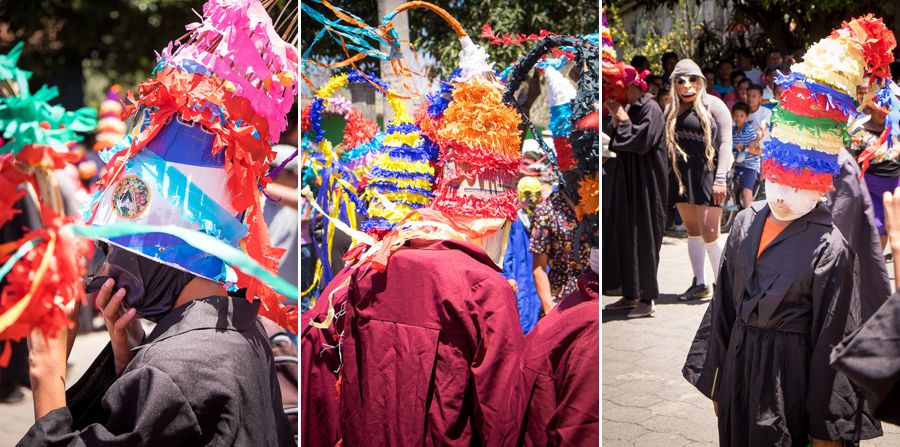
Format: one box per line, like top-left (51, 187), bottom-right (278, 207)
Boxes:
top-left (656, 293), bottom-right (710, 306)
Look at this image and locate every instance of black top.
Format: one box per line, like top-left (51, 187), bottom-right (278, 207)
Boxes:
top-left (19, 296), bottom-right (293, 446)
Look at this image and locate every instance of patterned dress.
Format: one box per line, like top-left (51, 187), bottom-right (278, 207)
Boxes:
top-left (530, 190), bottom-right (592, 300)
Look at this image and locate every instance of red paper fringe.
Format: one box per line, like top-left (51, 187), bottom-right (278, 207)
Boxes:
top-left (779, 86), bottom-right (852, 121)
top-left (554, 137), bottom-right (575, 171)
top-left (0, 207), bottom-right (93, 344)
top-left (431, 183), bottom-right (519, 220)
top-left (341, 109), bottom-right (379, 150)
top-left (761, 159), bottom-right (834, 193)
top-left (92, 68), bottom-right (295, 330)
top-left (602, 62), bottom-right (629, 104)
top-left (833, 14), bottom-right (897, 80)
top-left (0, 159), bottom-right (27, 228)
top-left (481, 23), bottom-right (557, 46)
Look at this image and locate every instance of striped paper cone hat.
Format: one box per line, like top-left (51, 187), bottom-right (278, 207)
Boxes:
top-left (764, 14), bottom-right (896, 193)
top-left (84, 0), bottom-right (298, 329)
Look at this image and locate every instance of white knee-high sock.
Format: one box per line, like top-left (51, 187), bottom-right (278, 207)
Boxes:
top-left (706, 238), bottom-right (725, 279)
top-left (688, 236), bottom-right (706, 285)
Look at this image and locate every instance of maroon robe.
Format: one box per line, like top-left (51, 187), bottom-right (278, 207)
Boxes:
top-left (301, 239), bottom-right (525, 446)
top-left (515, 271), bottom-right (600, 446)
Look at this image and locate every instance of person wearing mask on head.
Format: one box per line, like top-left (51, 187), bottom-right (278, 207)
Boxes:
top-left (602, 64), bottom-right (669, 318)
top-left (661, 51), bottom-right (679, 90)
top-left (502, 177), bottom-right (545, 335)
top-left (683, 18), bottom-right (888, 445)
top-left (736, 48), bottom-right (762, 85)
top-left (711, 60), bottom-right (735, 96)
top-left (848, 81), bottom-right (900, 250)
top-left (664, 59), bottom-right (734, 303)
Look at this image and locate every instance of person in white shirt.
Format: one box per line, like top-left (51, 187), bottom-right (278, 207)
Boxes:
top-left (737, 48), bottom-right (762, 85)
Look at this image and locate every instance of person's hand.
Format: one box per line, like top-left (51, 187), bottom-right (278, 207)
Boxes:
top-left (712, 182), bottom-right (727, 205)
top-left (885, 188), bottom-right (900, 251)
top-left (506, 279), bottom-right (519, 295)
top-left (95, 279), bottom-right (141, 374)
top-left (810, 438), bottom-right (841, 447)
top-left (604, 98), bottom-right (629, 125)
top-left (27, 326), bottom-right (68, 386)
top-left (28, 326), bottom-right (69, 420)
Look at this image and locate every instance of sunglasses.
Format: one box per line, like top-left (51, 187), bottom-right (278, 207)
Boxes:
top-left (675, 75), bottom-right (702, 85)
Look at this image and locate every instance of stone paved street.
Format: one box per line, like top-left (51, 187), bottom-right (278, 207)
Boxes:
top-left (602, 235), bottom-right (900, 446)
top-left (0, 330), bottom-right (109, 444)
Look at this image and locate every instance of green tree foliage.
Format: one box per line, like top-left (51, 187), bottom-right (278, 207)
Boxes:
top-left (301, 0), bottom-right (599, 78)
top-left (617, 0), bottom-right (900, 55)
top-left (0, 0), bottom-right (292, 105)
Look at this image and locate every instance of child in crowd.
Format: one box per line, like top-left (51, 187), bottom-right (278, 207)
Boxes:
top-left (731, 102), bottom-right (759, 208)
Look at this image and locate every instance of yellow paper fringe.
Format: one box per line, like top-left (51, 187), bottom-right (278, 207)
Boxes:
top-left (316, 73), bottom-right (349, 100)
top-left (771, 123), bottom-right (843, 154)
top-left (383, 131), bottom-right (422, 147)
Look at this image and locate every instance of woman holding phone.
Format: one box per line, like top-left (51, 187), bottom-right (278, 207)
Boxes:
top-left (664, 59), bottom-right (734, 301)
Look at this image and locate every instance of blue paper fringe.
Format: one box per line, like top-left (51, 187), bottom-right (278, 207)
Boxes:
top-left (366, 182), bottom-right (434, 197)
top-left (776, 71), bottom-right (858, 118)
top-left (549, 104), bottom-right (573, 137)
top-left (763, 137), bottom-right (840, 176)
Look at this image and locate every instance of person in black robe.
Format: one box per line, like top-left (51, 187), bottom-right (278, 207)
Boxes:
top-left (682, 201), bottom-right (882, 446)
top-left (826, 148), bottom-right (890, 320)
top-left (831, 185), bottom-right (900, 426)
top-left (20, 247), bottom-right (293, 446)
top-left (602, 88), bottom-right (668, 314)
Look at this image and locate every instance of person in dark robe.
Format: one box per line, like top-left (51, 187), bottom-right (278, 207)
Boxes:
top-left (601, 83), bottom-right (668, 317)
top-left (514, 265), bottom-right (599, 446)
top-left (301, 238), bottom-right (525, 446)
top-left (831, 186), bottom-right (900, 426)
top-left (682, 202), bottom-right (882, 446)
top-left (826, 148), bottom-right (890, 320)
top-left (20, 247), bottom-right (293, 446)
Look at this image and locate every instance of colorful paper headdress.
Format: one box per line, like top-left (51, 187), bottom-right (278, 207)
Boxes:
top-left (503, 34), bottom-right (600, 228)
top-left (84, 0), bottom-right (299, 329)
top-left (410, 12), bottom-right (522, 237)
top-left (764, 14), bottom-right (897, 193)
top-left (0, 42), bottom-right (97, 364)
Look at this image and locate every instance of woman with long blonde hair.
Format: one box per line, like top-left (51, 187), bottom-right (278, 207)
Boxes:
top-left (665, 59), bottom-right (733, 301)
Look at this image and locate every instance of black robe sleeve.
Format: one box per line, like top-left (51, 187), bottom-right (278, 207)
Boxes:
top-left (806, 246), bottom-right (880, 440)
top-left (19, 365), bottom-right (203, 446)
top-left (609, 96), bottom-right (663, 155)
top-left (831, 291), bottom-right (900, 425)
top-left (683, 250), bottom-right (737, 402)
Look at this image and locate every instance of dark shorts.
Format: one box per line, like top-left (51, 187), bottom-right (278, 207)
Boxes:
top-left (734, 165), bottom-right (759, 191)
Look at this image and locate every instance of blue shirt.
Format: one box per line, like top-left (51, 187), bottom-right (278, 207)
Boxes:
top-left (733, 122), bottom-right (761, 171)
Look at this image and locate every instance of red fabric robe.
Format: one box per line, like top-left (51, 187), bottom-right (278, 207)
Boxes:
top-left (301, 239), bottom-right (525, 446)
top-left (515, 271), bottom-right (600, 446)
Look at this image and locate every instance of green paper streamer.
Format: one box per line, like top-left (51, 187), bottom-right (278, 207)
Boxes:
top-left (772, 106), bottom-right (850, 146)
top-left (65, 224), bottom-right (299, 301)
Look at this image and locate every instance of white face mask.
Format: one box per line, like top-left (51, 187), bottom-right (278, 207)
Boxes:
top-left (765, 182), bottom-right (822, 221)
top-left (590, 248), bottom-right (599, 274)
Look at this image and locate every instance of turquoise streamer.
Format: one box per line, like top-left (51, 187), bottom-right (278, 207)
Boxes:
top-left (0, 239), bottom-right (40, 285)
top-left (66, 224), bottom-right (299, 301)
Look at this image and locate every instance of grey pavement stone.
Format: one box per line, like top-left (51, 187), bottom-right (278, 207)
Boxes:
top-left (602, 236), bottom-right (900, 445)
